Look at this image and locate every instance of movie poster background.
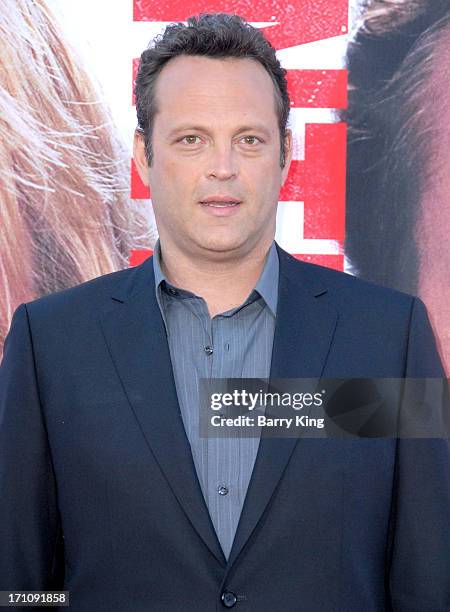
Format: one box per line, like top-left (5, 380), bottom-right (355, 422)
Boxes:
top-left (2, 0), bottom-right (448, 372)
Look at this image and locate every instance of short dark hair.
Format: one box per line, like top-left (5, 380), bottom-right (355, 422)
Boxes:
top-left (344, 0), bottom-right (450, 293)
top-left (135, 13), bottom-right (290, 167)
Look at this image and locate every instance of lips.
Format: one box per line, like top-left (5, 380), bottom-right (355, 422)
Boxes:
top-left (199, 196), bottom-right (241, 207)
top-left (201, 201), bottom-right (240, 208)
top-left (198, 195), bottom-right (242, 216)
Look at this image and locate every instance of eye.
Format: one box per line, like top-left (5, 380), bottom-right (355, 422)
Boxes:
top-left (180, 135), bottom-right (202, 145)
top-left (239, 135), bottom-right (261, 146)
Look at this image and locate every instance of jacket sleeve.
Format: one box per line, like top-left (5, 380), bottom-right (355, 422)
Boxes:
top-left (0, 304), bottom-right (64, 591)
top-left (389, 298), bottom-right (450, 611)
top-left (404, 297), bottom-right (446, 378)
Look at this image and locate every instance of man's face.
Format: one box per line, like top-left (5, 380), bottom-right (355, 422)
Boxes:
top-left (134, 55), bottom-right (292, 262)
top-left (414, 32), bottom-right (450, 375)
top-left (416, 139), bottom-right (450, 374)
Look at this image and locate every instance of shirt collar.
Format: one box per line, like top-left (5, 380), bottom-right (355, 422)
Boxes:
top-left (152, 239), bottom-right (279, 316)
top-left (253, 241), bottom-right (278, 316)
top-left (152, 239), bottom-right (166, 291)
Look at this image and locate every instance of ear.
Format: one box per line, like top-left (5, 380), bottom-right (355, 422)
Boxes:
top-left (281, 129), bottom-right (293, 185)
top-left (133, 129), bottom-right (150, 186)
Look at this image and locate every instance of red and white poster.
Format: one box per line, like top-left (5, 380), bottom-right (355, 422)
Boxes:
top-left (2, 0), bottom-right (449, 371)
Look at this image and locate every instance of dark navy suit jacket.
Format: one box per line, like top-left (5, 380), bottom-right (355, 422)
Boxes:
top-left (1, 245), bottom-right (449, 611)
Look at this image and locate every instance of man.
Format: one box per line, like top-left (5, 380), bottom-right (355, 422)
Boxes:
top-left (1, 13), bottom-right (449, 611)
top-left (345, 0), bottom-right (450, 372)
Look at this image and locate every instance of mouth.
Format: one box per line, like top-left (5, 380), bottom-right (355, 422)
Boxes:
top-left (198, 197), bottom-right (242, 216)
top-left (200, 201), bottom-right (241, 208)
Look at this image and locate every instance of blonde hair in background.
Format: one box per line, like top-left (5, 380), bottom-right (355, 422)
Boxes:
top-left (0, 0), bottom-right (156, 353)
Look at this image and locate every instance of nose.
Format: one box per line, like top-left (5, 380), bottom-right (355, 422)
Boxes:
top-left (205, 143), bottom-right (237, 181)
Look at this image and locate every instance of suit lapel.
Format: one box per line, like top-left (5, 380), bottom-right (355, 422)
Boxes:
top-left (100, 258), bottom-right (226, 566)
top-left (226, 246), bottom-right (338, 568)
top-left (99, 247), bottom-right (338, 570)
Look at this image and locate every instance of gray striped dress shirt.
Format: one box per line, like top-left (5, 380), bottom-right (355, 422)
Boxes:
top-left (153, 241), bottom-right (278, 559)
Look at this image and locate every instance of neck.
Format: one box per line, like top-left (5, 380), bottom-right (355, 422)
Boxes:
top-left (158, 240), bottom-right (273, 317)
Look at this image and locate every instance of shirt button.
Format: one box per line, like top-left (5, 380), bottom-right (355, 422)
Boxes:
top-left (204, 345), bottom-right (213, 355)
top-left (218, 485), bottom-right (229, 496)
top-left (221, 591), bottom-right (237, 608)
top-left (168, 287), bottom-right (178, 295)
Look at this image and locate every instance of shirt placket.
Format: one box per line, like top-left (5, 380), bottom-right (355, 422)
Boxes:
top-left (207, 313), bottom-right (243, 559)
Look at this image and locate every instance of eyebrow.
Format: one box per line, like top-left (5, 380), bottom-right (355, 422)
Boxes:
top-left (167, 124), bottom-right (272, 139)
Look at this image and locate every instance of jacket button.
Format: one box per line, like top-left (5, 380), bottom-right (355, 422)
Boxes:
top-left (221, 591), bottom-right (237, 608)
